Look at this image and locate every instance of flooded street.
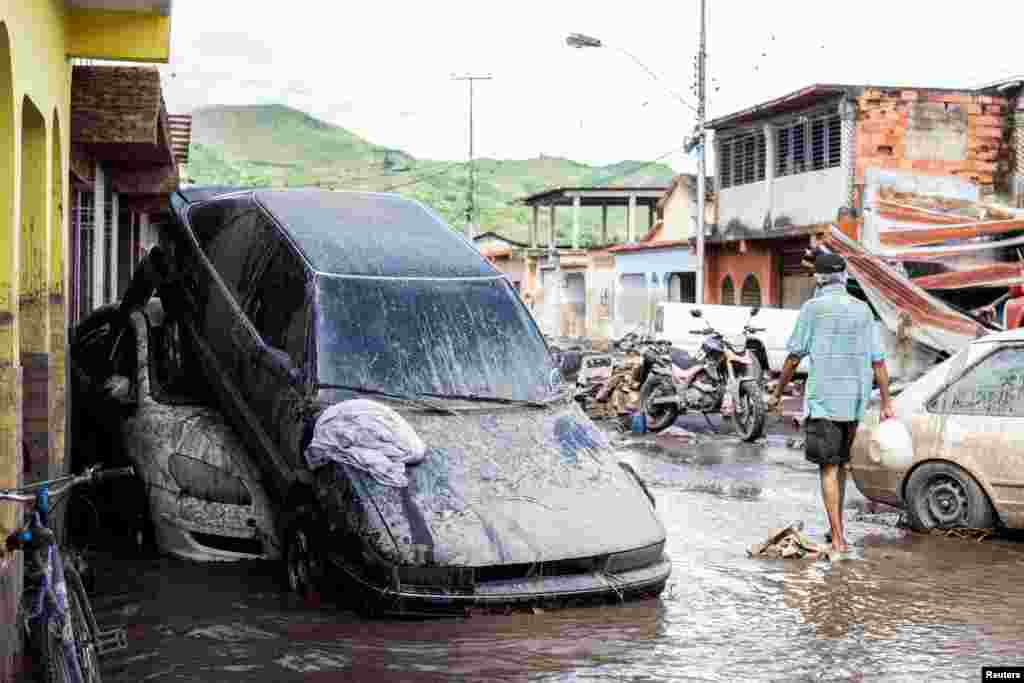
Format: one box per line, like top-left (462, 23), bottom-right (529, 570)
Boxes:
top-left (91, 418), bottom-right (1024, 682)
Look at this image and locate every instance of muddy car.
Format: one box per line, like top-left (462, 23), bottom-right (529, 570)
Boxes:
top-left (157, 187), bottom-right (670, 612)
top-left (851, 329), bottom-right (1024, 531)
top-left (70, 301), bottom-right (279, 562)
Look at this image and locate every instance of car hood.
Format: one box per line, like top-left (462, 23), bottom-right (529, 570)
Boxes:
top-left (340, 402), bottom-right (664, 567)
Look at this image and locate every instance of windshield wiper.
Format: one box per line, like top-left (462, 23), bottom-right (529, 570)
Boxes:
top-left (316, 383), bottom-right (459, 415)
top-left (417, 390), bottom-right (572, 409)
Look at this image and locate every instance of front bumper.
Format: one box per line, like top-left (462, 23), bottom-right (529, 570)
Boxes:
top-left (325, 551), bottom-right (672, 614)
top-left (150, 488), bottom-right (277, 562)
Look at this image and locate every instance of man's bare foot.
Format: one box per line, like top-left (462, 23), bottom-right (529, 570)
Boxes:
top-left (831, 540), bottom-right (849, 553)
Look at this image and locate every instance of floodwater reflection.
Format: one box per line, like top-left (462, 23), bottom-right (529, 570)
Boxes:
top-left (98, 435), bottom-right (1024, 682)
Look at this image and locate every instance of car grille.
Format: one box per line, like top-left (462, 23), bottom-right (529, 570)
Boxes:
top-left (190, 532), bottom-right (264, 556)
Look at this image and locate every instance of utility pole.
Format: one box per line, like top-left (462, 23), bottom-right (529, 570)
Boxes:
top-left (695, 0), bottom-right (708, 305)
top-left (452, 74), bottom-right (492, 240)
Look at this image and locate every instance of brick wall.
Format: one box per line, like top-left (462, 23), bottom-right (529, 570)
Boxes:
top-left (1013, 91), bottom-right (1024, 207)
top-left (854, 88), bottom-right (1012, 198)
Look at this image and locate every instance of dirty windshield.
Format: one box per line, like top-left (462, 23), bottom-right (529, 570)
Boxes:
top-left (316, 275), bottom-right (554, 403)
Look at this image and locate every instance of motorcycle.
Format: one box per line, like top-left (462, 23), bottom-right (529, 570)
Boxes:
top-left (638, 306), bottom-right (769, 442)
top-left (574, 331), bottom-right (664, 420)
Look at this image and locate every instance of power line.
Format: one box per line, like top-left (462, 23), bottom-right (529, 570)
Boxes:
top-left (588, 142), bottom-right (690, 185)
top-left (374, 162), bottom-right (467, 192)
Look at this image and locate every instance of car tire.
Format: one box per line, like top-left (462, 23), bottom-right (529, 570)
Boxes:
top-left (905, 462), bottom-right (996, 531)
top-left (284, 520), bottom-right (324, 602)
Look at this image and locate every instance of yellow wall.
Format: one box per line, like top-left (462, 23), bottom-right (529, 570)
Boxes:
top-left (0, 0), bottom-right (71, 539)
top-left (0, 3), bottom-right (173, 676)
top-left (66, 8), bottom-right (172, 63)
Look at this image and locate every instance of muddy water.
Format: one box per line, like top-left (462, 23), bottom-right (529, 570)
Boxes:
top-left (96, 433), bottom-right (1024, 682)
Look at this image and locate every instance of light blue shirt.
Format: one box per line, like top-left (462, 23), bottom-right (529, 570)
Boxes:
top-left (786, 284), bottom-right (885, 422)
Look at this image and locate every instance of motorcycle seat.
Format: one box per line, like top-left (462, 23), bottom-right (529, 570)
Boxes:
top-left (669, 348), bottom-right (699, 370)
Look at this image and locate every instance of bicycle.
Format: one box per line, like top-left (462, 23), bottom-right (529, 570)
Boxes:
top-left (1, 465), bottom-right (133, 682)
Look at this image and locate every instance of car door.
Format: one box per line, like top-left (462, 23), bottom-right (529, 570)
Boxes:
top-left (241, 237), bottom-right (311, 470)
top-left (925, 342), bottom-right (1024, 527)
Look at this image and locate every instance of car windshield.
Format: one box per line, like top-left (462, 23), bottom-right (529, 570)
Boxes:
top-left (315, 275), bottom-right (555, 402)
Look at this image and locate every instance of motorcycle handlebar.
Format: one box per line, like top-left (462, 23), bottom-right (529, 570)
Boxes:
top-left (94, 466), bottom-right (135, 483)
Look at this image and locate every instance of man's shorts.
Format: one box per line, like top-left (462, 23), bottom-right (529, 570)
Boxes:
top-left (804, 418), bottom-right (858, 466)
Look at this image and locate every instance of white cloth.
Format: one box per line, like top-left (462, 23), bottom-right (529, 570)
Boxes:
top-left (304, 399), bottom-right (426, 487)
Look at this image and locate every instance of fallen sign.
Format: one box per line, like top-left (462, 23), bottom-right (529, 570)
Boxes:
top-left (748, 522), bottom-right (829, 560)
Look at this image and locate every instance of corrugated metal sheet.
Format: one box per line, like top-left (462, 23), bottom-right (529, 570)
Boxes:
top-left (823, 227), bottom-right (979, 353)
top-left (168, 113), bottom-right (192, 164)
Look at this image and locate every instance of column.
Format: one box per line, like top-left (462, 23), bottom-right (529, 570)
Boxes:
top-left (92, 163), bottom-right (104, 310)
top-left (628, 194), bottom-right (637, 242)
top-left (840, 98), bottom-right (858, 210)
top-left (601, 205), bottom-right (608, 245)
top-left (763, 124), bottom-right (776, 230)
top-left (572, 195), bottom-right (581, 249)
top-left (530, 205), bottom-right (538, 248)
top-left (549, 205), bottom-right (556, 247)
top-left (110, 191), bottom-right (118, 304)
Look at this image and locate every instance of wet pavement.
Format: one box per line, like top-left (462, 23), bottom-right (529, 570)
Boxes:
top-left (88, 413), bottom-right (1024, 682)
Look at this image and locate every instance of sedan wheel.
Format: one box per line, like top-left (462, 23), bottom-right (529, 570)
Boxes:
top-left (286, 527), bottom-right (322, 599)
top-left (905, 462), bottom-right (995, 531)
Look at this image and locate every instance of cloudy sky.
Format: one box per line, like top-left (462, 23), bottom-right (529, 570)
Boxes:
top-left (160, 0), bottom-right (1022, 172)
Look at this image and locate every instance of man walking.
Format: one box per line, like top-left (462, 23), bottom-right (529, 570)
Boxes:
top-left (768, 252), bottom-right (894, 554)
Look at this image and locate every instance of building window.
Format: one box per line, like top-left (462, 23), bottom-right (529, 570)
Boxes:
top-left (721, 275), bottom-right (735, 305)
top-left (668, 272), bottom-right (696, 303)
top-left (740, 274), bottom-right (762, 307)
top-left (719, 130), bottom-right (766, 189)
top-left (777, 113), bottom-right (841, 178)
top-left (75, 190), bottom-right (95, 320)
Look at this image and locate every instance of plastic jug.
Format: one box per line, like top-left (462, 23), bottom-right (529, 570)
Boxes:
top-left (870, 418), bottom-right (914, 469)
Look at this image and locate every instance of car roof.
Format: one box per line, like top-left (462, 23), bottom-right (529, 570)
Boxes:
top-left (180, 187), bottom-right (498, 279)
top-left (972, 327), bottom-right (1024, 345)
top-left (253, 189), bottom-right (498, 279)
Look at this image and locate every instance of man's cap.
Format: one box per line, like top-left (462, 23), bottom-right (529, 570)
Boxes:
top-left (815, 252), bottom-right (846, 274)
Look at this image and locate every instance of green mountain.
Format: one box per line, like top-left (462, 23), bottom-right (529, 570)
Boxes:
top-left (185, 104), bottom-right (676, 246)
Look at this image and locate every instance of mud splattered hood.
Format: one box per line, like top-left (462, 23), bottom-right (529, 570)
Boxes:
top-left (339, 402), bottom-right (664, 567)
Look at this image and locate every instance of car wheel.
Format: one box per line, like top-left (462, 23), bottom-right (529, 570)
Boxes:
top-left (285, 523), bottom-right (323, 601)
top-left (905, 462), bottom-right (996, 531)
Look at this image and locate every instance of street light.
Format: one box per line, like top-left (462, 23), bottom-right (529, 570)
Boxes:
top-left (567, 15), bottom-right (708, 304)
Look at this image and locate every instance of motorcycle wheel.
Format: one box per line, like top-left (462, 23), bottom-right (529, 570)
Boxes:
top-left (733, 380), bottom-right (766, 442)
top-left (640, 377), bottom-right (679, 433)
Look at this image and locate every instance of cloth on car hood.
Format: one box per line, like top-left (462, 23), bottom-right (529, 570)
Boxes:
top-left (304, 399), bottom-right (426, 487)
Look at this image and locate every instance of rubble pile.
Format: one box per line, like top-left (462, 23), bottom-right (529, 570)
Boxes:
top-left (747, 522), bottom-right (827, 560)
top-left (583, 356), bottom-right (643, 421)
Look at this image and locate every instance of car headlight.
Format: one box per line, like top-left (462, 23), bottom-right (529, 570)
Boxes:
top-left (168, 453), bottom-right (252, 506)
top-left (605, 541), bottom-right (665, 574)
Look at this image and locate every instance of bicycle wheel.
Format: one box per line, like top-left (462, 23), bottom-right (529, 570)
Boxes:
top-left (66, 565), bottom-right (102, 683)
top-left (28, 606), bottom-right (71, 683)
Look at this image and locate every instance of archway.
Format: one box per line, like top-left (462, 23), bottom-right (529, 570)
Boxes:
top-left (740, 274), bottom-right (762, 307)
top-left (721, 275), bottom-right (735, 305)
top-left (20, 96), bottom-right (48, 483)
top-left (49, 110), bottom-right (64, 477)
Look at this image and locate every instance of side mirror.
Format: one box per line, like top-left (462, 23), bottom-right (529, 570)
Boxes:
top-left (751, 306), bottom-right (760, 317)
top-left (103, 374), bottom-right (137, 407)
top-left (690, 309), bottom-right (703, 318)
top-left (262, 345), bottom-right (302, 384)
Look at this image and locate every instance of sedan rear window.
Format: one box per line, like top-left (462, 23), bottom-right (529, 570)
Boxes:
top-left (929, 346), bottom-right (1024, 416)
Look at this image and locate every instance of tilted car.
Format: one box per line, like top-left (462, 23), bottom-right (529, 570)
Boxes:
top-left (851, 329), bottom-right (1024, 531)
top-left (70, 300), bottom-right (280, 562)
top-left (153, 187), bottom-right (670, 613)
